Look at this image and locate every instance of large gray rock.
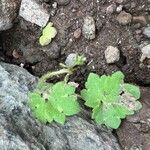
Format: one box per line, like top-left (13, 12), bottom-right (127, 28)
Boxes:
top-left (0, 0), bottom-right (20, 31)
top-left (19, 0), bottom-right (50, 27)
top-left (0, 62), bottom-right (121, 150)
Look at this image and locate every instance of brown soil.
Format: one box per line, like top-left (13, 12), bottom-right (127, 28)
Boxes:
top-left (0, 0), bottom-right (150, 149)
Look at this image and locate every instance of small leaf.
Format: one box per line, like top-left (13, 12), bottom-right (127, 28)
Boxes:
top-left (54, 112), bottom-right (66, 125)
top-left (92, 105), bottom-right (103, 124)
top-left (39, 22), bottom-right (57, 46)
top-left (123, 83), bottom-right (140, 99)
top-left (28, 81), bottom-right (80, 125)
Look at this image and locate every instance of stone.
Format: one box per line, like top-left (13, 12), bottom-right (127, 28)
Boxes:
top-left (106, 4), bottom-right (117, 14)
top-left (132, 16), bottom-right (147, 25)
top-left (55, 0), bottom-right (70, 6)
top-left (116, 5), bottom-right (123, 13)
top-left (82, 16), bottom-right (96, 40)
top-left (41, 41), bottom-right (60, 59)
top-left (0, 0), bottom-right (20, 31)
top-left (19, 0), bottom-right (50, 27)
top-left (140, 44), bottom-right (150, 63)
top-left (117, 11), bottom-right (132, 25)
top-left (21, 44), bottom-right (45, 64)
top-left (74, 28), bottom-right (82, 39)
top-left (0, 62), bottom-right (121, 150)
top-left (143, 27), bottom-right (150, 38)
top-left (105, 46), bottom-right (120, 64)
top-left (117, 87), bottom-right (150, 150)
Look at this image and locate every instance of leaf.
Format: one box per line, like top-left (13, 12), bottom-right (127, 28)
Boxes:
top-left (81, 71), bottom-right (142, 129)
top-left (39, 22), bottom-right (57, 46)
top-left (54, 112), bottom-right (66, 125)
top-left (28, 82), bottom-right (80, 125)
top-left (92, 105), bottom-right (103, 124)
top-left (123, 83), bottom-right (141, 99)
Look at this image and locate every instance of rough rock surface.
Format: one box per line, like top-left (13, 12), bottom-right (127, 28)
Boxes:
top-left (105, 46), bottom-right (120, 64)
top-left (0, 62), bottom-right (121, 150)
top-left (82, 16), bottom-right (96, 40)
top-left (0, 0), bottom-right (20, 31)
top-left (19, 0), bottom-right (50, 27)
top-left (117, 87), bottom-right (150, 150)
top-left (117, 11), bottom-right (132, 25)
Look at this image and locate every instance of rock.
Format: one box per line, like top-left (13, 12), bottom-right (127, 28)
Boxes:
top-left (0, 62), bottom-right (121, 150)
top-left (143, 27), bottom-right (150, 38)
top-left (65, 53), bottom-right (77, 67)
top-left (132, 16), bottom-right (147, 25)
top-left (21, 44), bottom-right (45, 64)
top-left (73, 28), bottom-right (82, 39)
top-left (41, 41), bottom-right (60, 59)
top-left (140, 44), bottom-right (150, 63)
top-left (117, 87), bottom-right (150, 150)
top-left (106, 4), bottom-right (117, 14)
top-left (116, 5), bottom-right (123, 13)
top-left (115, 0), bottom-right (124, 4)
top-left (0, 0), bottom-right (20, 31)
top-left (105, 46), bottom-right (120, 64)
top-left (19, 0), bottom-right (50, 27)
top-left (82, 16), bottom-right (96, 40)
top-left (117, 11), bottom-right (132, 25)
top-left (55, 0), bottom-right (70, 6)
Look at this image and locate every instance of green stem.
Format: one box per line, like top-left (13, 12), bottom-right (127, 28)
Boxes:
top-left (39, 68), bottom-right (72, 83)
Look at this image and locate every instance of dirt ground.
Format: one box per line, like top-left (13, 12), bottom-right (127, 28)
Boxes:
top-left (0, 0), bottom-right (150, 149)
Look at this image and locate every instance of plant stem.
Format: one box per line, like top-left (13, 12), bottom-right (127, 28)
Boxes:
top-left (39, 68), bottom-right (72, 83)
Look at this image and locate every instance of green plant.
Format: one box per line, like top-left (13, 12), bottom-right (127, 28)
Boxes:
top-left (28, 54), bottom-right (86, 124)
top-left (81, 71), bottom-right (142, 129)
top-left (39, 22), bottom-right (57, 46)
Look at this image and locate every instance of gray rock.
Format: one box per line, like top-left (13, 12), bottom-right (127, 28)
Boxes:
top-left (117, 11), bottom-right (132, 25)
top-left (140, 44), bottom-right (150, 63)
top-left (105, 46), bottom-right (120, 64)
top-left (106, 4), bottom-right (117, 15)
top-left (0, 0), bottom-right (20, 31)
top-left (55, 0), bottom-right (70, 6)
top-left (19, 0), bottom-right (50, 27)
top-left (41, 41), bottom-right (60, 59)
top-left (0, 62), bottom-right (121, 150)
top-left (82, 16), bottom-right (96, 40)
top-left (20, 44), bottom-right (46, 64)
top-left (143, 27), bottom-right (150, 38)
top-left (65, 53), bottom-right (77, 67)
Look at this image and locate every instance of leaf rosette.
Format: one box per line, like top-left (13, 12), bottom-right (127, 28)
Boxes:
top-left (81, 71), bottom-right (142, 129)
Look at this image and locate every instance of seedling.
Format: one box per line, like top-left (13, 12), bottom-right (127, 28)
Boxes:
top-left (28, 54), bottom-right (86, 124)
top-left (39, 22), bottom-right (57, 46)
top-left (81, 71), bottom-right (142, 129)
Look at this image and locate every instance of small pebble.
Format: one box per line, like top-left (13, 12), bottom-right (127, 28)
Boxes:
top-left (132, 16), bottom-right (147, 25)
top-left (105, 46), bottom-right (120, 64)
top-left (116, 5), bottom-right (123, 13)
top-left (140, 44), bottom-right (150, 63)
top-left (74, 28), bottom-right (82, 39)
top-left (65, 53), bottom-right (77, 67)
top-left (106, 4), bottom-right (116, 14)
top-left (117, 11), bottom-right (132, 25)
top-left (143, 27), bottom-right (150, 38)
top-left (82, 16), bottom-right (96, 40)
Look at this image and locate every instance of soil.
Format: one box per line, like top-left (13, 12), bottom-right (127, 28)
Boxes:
top-left (0, 0), bottom-right (150, 149)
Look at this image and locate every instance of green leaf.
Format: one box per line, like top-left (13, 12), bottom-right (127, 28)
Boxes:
top-left (81, 71), bottom-right (142, 129)
top-left (54, 112), bottom-right (66, 124)
top-left (39, 22), bottom-right (57, 46)
top-left (123, 83), bottom-right (141, 99)
top-left (92, 105), bottom-right (103, 124)
top-left (28, 82), bottom-right (80, 125)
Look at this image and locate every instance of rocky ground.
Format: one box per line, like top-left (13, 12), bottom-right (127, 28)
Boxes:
top-left (0, 0), bottom-right (150, 149)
